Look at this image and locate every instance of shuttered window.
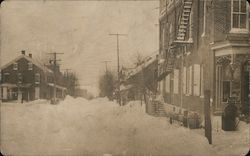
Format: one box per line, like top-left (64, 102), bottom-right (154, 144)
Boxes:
top-left (13, 63), bottom-right (18, 70)
top-left (35, 73), bottom-right (40, 84)
top-left (193, 64), bottom-right (201, 96)
top-left (28, 62), bottom-right (33, 70)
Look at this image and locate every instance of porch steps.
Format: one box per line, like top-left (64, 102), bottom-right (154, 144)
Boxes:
top-left (152, 100), bottom-right (166, 117)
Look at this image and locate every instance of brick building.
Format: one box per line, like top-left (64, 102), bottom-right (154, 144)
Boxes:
top-left (158, 0), bottom-right (250, 116)
top-left (0, 50), bottom-right (67, 102)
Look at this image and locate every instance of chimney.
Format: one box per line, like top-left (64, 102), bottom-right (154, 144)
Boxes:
top-left (21, 50), bottom-right (25, 55)
top-left (29, 53), bottom-right (32, 58)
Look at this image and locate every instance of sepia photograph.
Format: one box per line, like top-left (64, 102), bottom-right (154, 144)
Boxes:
top-left (0, 0), bottom-right (249, 155)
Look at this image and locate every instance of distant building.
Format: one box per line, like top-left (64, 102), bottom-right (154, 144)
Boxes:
top-left (0, 50), bottom-right (67, 102)
top-left (158, 0), bottom-right (250, 116)
top-left (120, 54), bottom-right (158, 108)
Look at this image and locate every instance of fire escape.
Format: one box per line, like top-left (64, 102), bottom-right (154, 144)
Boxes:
top-left (158, 0), bottom-right (193, 81)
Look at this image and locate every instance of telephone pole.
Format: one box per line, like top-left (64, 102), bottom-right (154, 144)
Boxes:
top-left (102, 61), bottom-right (111, 73)
top-left (109, 33), bottom-right (127, 106)
top-left (47, 52), bottom-right (64, 103)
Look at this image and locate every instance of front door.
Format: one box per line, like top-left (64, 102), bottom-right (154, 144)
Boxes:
top-left (241, 62), bottom-right (250, 115)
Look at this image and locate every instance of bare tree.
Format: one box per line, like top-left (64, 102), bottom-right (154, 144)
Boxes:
top-left (99, 70), bottom-right (115, 100)
top-left (131, 52), bottom-right (147, 105)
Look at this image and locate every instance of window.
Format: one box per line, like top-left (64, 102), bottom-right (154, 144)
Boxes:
top-left (28, 62), bottom-right (33, 70)
top-left (174, 69), bottom-right (179, 94)
top-left (17, 73), bottom-right (22, 84)
top-left (231, 0), bottom-right (248, 30)
top-left (35, 73), bottom-right (40, 84)
top-left (13, 62), bottom-right (18, 70)
top-left (3, 73), bottom-right (10, 82)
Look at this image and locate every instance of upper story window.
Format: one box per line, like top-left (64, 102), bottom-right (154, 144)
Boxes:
top-left (13, 62), bottom-right (18, 70)
top-left (231, 0), bottom-right (248, 32)
top-left (28, 62), bottom-right (33, 70)
top-left (35, 73), bottom-right (40, 84)
top-left (3, 73), bottom-right (10, 82)
top-left (17, 73), bottom-right (23, 84)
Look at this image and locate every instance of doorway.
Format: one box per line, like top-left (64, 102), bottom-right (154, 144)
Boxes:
top-left (241, 62), bottom-right (250, 115)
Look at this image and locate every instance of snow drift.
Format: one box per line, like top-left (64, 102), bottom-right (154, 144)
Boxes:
top-left (0, 96), bottom-right (246, 155)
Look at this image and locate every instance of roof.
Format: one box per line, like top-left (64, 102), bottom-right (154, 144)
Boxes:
top-left (124, 54), bottom-right (157, 80)
top-left (0, 54), bottom-right (53, 73)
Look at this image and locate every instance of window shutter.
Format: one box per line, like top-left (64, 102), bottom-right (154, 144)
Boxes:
top-left (193, 64), bottom-right (201, 96)
top-left (188, 66), bottom-right (193, 95)
top-left (183, 67), bottom-right (186, 94)
top-left (174, 69), bottom-right (179, 94)
top-left (166, 75), bottom-right (170, 93)
top-left (200, 65), bottom-right (204, 96)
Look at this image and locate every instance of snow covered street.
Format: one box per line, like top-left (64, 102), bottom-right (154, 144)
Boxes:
top-left (0, 96), bottom-right (249, 156)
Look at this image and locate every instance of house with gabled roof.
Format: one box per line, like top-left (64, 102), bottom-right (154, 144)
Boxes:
top-left (0, 50), bottom-right (67, 102)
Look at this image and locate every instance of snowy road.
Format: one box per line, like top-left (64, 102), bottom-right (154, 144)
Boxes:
top-left (0, 96), bottom-right (249, 156)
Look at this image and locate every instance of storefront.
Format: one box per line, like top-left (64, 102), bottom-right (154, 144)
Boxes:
top-left (214, 48), bottom-right (250, 115)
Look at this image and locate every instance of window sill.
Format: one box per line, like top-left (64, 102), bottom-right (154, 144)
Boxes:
top-left (229, 29), bottom-right (249, 34)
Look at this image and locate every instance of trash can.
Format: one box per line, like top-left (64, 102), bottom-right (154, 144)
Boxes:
top-left (222, 98), bottom-right (238, 131)
top-left (188, 112), bottom-right (200, 129)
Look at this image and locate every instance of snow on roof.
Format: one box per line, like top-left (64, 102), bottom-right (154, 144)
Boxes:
top-left (124, 54), bottom-right (157, 80)
top-left (0, 54), bottom-right (53, 73)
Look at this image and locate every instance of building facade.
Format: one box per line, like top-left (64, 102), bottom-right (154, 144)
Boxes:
top-left (158, 0), bottom-right (250, 116)
top-left (0, 51), bottom-right (67, 102)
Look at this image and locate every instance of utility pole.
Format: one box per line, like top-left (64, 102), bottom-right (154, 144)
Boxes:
top-left (102, 61), bottom-right (111, 73)
top-left (109, 33), bottom-right (127, 106)
top-left (47, 52), bottom-right (64, 103)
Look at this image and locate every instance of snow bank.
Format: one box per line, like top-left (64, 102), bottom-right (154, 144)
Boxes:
top-left (0, 97), bottom-right (239, 156)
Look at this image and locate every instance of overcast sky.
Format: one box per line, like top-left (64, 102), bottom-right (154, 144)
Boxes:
top-left (1, 0), bottom-right (159, 92)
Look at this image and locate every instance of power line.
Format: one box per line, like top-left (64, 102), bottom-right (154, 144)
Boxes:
top-left (109, 33), bottom-right (127, 106)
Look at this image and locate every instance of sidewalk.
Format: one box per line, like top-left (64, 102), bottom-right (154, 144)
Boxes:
top-left (162, 102), bottom-right (249, 156)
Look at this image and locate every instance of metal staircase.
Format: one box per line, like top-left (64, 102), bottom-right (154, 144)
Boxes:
top-left (158, 0), bottom-right (193, 81)
top-left (176, 0), bottom-right (193, 42)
